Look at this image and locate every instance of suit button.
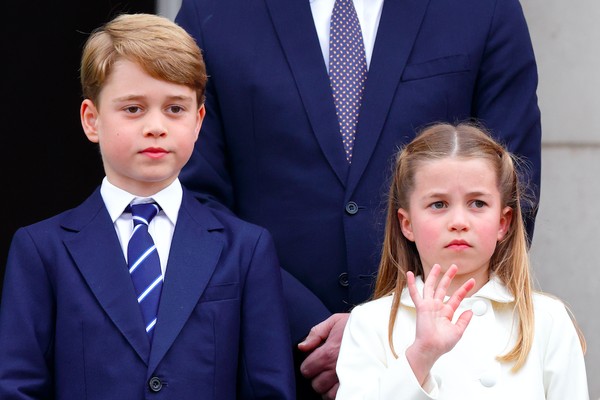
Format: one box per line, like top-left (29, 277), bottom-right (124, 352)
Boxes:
top-left (338, 272), bottom-right (349, 287)
top-left (148, 377), bottom-right (162, 392)
top-left (345, 201), bottom-right (359, 215)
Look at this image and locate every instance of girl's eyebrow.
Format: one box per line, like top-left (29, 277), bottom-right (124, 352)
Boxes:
top-left (465, 190), bottom-right (493, 197)
top-left (420, 190), bottom-right (493, 199)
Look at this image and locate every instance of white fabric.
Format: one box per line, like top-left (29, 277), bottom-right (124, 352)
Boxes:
top-left (101, 177), bottom-right (181, 276)
top-left (336, 276), bottom-right (589, 399)
top-left (310, 0), bottom-right (384, 71)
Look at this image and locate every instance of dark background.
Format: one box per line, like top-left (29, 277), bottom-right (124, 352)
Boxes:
top-left (1, 1), bottom-right (156, 299)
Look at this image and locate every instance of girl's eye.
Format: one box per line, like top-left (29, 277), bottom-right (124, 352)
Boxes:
top-left (472, 200), bottom-right (486, 208)
top-left (430, 201), bottom-right (446, 210)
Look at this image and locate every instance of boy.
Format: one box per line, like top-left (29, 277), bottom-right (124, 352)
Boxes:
top-left (0, 13), bottom-right (294, 399)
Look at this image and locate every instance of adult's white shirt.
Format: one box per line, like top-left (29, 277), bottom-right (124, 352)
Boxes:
top-left (310, 0), bottom-right (384, 71)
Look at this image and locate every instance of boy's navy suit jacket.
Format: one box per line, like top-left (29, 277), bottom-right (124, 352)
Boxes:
top-left (0, 187), bottom-right (294, 399)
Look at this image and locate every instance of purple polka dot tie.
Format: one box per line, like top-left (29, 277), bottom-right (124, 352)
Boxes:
top-left (127, 202), bottom-right (163, 341)
top-left (329, 0), bottom-right (367, 163)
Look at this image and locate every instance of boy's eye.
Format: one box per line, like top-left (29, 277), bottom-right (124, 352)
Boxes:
top-left (167, 105), bottom-right (184, 113)
top-left (124, 106), bottom-right (141, 114)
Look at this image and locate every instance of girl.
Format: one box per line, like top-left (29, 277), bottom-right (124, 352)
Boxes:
top-left (336, 123), bottom-right (588, 399)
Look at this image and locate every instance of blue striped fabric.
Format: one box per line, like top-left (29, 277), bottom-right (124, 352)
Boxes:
top-left (127, 202), bottom-right (163, 340)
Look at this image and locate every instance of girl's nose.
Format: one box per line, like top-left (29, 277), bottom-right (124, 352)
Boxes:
top-left (448, 207), bottom-right (469, 231)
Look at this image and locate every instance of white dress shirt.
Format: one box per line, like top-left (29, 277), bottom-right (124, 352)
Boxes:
top-left (100, 177), bottom-right (182, 276)
top-left (336, 276), bottom-right (589, 399)
top-left (310, 0), bottom-right (384, 71)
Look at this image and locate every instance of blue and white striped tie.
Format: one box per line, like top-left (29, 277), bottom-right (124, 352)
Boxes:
top-left (127, 202), bottom-right (163, 340)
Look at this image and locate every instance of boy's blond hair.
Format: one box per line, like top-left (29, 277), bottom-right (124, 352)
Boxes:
top-left (80, 13), bottom-right (207, 106)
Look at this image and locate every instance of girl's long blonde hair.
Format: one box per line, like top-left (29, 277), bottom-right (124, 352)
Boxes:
top-left (375, 122), bottom-right (536, 371)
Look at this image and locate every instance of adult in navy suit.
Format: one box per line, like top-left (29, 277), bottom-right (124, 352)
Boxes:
top-left (175, 0), bottom-right (541, 397)
top-left (0, 13), bottom-right (294, 399)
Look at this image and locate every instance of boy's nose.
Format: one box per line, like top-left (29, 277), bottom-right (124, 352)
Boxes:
top-left (145, 128), bottom-right (166, 137)
top-left (144, 117), bottom-right (167, 138)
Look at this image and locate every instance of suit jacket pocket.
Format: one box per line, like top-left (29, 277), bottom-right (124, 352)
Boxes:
top-left (401, 54), bottom-right (470, 81)
top-left (200, 282), bottom-right (239, 302)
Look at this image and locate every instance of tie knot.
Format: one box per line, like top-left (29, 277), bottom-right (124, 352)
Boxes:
top-left (129, 202), bottom-right (160, 226)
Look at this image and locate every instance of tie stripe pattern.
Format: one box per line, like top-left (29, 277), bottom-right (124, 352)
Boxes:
top-left (329, 0), bottom-right (367, 162)
top-left (127, 202), bottom-right (163, 339)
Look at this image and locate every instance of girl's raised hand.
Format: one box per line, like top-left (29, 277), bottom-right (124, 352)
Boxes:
top-left (404, 264), bottom-right (475, 386)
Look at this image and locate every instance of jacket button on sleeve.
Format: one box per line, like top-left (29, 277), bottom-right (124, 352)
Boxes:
top-left (338, 272), bottom-right (349, 287)
top-left (345, 201), bottom-right (359, 215)
top-left (148, 377), bottom-right (163, 392)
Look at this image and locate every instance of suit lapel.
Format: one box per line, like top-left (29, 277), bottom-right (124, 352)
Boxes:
top-left (63, 189), bottom-right (150, 364)
top-left (347, 0), bottom-right (430, 195)
top-left (147, 191), bottom-right (224, 373)
top-left (264, 0), bottom-right (349, 186)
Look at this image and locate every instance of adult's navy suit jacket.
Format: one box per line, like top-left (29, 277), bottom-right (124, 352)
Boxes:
top-left (0, 188), bottom-right (294, 399)
top-left (175, 0), bottom-right (541, 343)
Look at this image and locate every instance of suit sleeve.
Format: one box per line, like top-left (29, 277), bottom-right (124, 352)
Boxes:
top-left (176, 0), bottom-right (235, 211)
top-left (237, 228), bottom-right (295, 399)
top-left (473, 0), bottom-right (541, 240)
top-left (176, 0), bottom-right (332, 343)
top-left (0, 229), bottom-right (54, 399)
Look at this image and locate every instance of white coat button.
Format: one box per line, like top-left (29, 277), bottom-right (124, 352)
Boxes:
top-left (479, 371), bottom-right (497, 387)
top-left (472, 300), bottom-right (487, 316)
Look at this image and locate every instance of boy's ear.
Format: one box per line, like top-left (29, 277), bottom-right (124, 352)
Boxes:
top-left (497, 206), bottom-right (513, 241)
top-left (80, 99), bottom-right (99, 143)
top-left (195, 104), bottom-right (206, 140)
top-left (397, 208), bottom-right (415, 242)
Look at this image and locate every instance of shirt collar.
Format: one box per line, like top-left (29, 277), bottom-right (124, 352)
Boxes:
top-left (100, 177), bottom-right (182, 226)
top-left (399, 274), bottom-right (514, 308)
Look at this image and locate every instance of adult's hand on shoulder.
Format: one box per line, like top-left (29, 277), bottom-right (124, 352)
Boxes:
top-left (298, 313), bottom-right (350, 399)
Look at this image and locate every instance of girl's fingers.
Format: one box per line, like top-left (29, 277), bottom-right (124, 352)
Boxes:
top-left (423, 264), bottom-right (441, 299)
top-left (453, 309), bottom-right (474, 335)
top-left (406, 271), bottom-right (421, 306)
top-left (445, 278), bottom-right (476, 311)
top-left (434, 264), bottom-right (458, 301)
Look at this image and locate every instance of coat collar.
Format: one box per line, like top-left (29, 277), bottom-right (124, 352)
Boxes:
top-left (265, 0), bottom-right (430, 194)
top-left (62, 188), bottom-right (151, 364)
top-left (147, 189), bottom-right (224, 373)
top-left (347, 0), bottom-right (430, 196)
top-left (400, 275), bottom-right (515, 308)
top-left (62, 188), bottom-right (225, 371)
top-left (264, 0), bottom-right (349, 186)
